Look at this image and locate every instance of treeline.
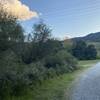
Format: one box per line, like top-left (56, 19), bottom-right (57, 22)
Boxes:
top-left (71, 40), bottom-right (97, 60)
top-left (0, 8), bottom-right (77, 99)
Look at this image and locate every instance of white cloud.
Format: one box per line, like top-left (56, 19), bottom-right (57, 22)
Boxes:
top-left (0, 0), bottom-right (38, 20)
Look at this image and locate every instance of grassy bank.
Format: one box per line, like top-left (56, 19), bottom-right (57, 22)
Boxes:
top-left (78, 59), bottom-right (100, 69)
top-left (9, 60), bottom-right (100, 100)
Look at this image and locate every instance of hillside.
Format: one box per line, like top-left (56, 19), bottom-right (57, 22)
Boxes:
top-left (72, 32), bottom-right (100, 42)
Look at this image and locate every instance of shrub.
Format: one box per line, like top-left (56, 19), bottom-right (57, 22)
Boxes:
top-left (0, 50), bottom-right (28, 98)
top-left (72, 40), bottom-right (97, 60)
top-left (23, 62), bottom-right (47, 85)
top-left (44, 50), bottom-right (77, 75)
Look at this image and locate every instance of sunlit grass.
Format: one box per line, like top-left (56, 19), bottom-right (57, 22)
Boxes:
top-left (78, 59), bottom-right (100, 69)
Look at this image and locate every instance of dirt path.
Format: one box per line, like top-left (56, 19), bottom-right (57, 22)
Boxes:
top-left (70, 62), bottom-right (100, 100)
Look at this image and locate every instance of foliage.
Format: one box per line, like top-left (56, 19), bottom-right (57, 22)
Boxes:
top-left (22, 25), bottom-right (63, 64)
top-left (86, 45), bottom-right (97, 59)
top-left (44, 50), bottom-right (77, 74)
top-left (0, 50), bottom-right (26, 99)
top-left (88, 42), bottom-right (100, 58)
top-left (72, 40), bottom-right (97, 60)
top-left (0, 12), bottom-right (78, 99)
top-left (0, 8), bottom-right (24, 52)
top-left (32, 22), bottom-right (51, 43)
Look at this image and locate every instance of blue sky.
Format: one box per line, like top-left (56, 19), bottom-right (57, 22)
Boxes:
top-left (21, 0), bottom-right (100, 39)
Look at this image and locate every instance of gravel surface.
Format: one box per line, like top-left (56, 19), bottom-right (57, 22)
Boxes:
top-left (71, 62), bottom-right (100, 100)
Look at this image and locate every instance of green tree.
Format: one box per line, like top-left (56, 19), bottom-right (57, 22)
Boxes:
top-left (72, 40), bottom-right (97, 60)
top-left (0, 5), bottom-right (26, 99)
top-left (72, 41), bottom-right (87, 60)
top-left (0, 5), bottom-right (24, 52)
top-left (22, 22), bottom-right (63, 64)
top-left (32, 22), bottom-right (51, 43)
top-left (86, 45), bottom-right (97, 59)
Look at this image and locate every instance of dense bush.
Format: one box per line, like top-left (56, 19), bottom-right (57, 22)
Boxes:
top-left (44, 50), bottom-right (77, 73)
top-left (0, 48), bottom-right (77, 99)
top-left (72, 40), bottom-right (97, 60)
top-left (0, 50), bottom-right (26, 98)
top-left (0, 9), bottom-right (78, 99)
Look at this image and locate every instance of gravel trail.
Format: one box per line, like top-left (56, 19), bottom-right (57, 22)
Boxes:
top-left (71, 62), bottom-right (100, 100)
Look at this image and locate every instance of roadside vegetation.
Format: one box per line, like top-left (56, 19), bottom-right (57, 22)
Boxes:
top-left (71, 40), bottom-right (97, 60)
top-left (0, 2), bottom-right (100, 100)
top-left (8, 60), bottom-right (100, 100)
top-left (0, 5), bottom-right (77, 99)
top-left (88, 42), bottom-right (100, 58)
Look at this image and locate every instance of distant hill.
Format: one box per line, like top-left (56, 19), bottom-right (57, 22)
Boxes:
top-left (72, 32), bottom-right (100, 42)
